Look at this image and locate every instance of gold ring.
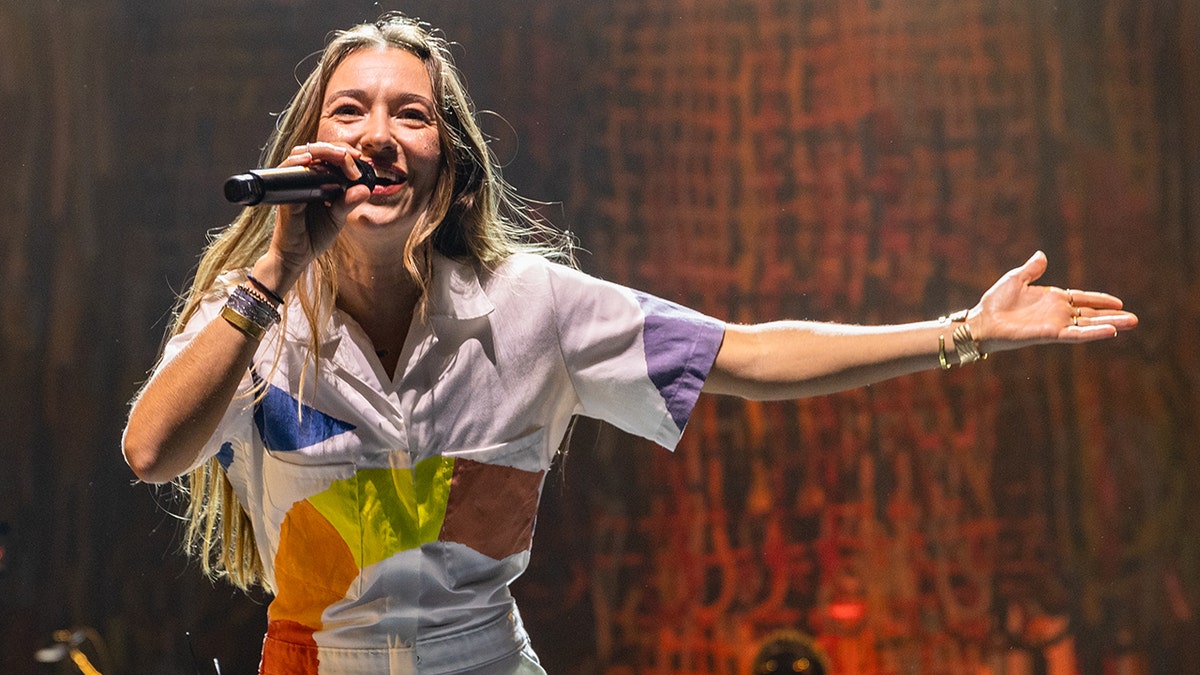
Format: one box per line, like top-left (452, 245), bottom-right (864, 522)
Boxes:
top-left (1072, 315), bottom-right (1078, 326)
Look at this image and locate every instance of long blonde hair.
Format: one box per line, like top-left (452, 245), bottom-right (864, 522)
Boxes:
top-left (173, 13), bottom-right (573, 592)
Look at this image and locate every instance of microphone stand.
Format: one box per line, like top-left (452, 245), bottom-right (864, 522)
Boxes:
top-left (35, 627), bottom-right (108, 675)
top-left (63, 641), bottom-right (103, 675)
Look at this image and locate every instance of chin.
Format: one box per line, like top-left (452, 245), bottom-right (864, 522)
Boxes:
top-left (346, 208), bottom-right (422, 235)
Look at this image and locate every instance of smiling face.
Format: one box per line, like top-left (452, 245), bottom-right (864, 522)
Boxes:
top-left (317, 47), bottom-right (444, 237)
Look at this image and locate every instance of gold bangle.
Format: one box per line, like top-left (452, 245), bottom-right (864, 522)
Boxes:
top-left (938, 334), bottom-right (951, 370)
top-left (938, 309), bottom-right (969, 370)
top-left (952, 323), bottom-right (988, 366)
top-left (939, 308), bottom-right (970, 324)
top-left (221, 304), bottom-right (265, 341)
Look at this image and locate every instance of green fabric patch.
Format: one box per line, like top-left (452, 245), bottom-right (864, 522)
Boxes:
top-left (307, 456), bottom-right (456, 569)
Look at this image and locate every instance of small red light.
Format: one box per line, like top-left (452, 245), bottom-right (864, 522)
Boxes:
top-left (827, 600), bottom-right (866, 623)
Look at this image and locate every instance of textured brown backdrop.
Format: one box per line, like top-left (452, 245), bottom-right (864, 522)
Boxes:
top-left (0, 1), bottom-right (1196, 673)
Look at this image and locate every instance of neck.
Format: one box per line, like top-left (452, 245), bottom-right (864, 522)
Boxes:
top-left (333, 239), bottom-right (423, 375)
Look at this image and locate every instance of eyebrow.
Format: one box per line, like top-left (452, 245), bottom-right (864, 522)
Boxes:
top-left (323, 89), bottom-right (435, 108)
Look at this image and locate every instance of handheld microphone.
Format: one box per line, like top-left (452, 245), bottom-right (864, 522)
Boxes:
top-left (223, 158), bottom-right (379, 205)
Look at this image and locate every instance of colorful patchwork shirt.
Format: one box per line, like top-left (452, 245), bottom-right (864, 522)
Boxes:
top-left (161, 253), bottom-right (726, 673)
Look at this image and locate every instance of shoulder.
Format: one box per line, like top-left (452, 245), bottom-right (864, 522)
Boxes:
top-left (480, 253), bottom-right (588, 297)
top-left (490, 254), bottom-right (651, 318)
top-left (489, 252), bottom-right (571, 279)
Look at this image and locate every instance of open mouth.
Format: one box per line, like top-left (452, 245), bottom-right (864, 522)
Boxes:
top-left (350, 159), bottom-right (407, 189)
top-left (373, 174), bottom-right (405, 187)
top-left (370, 165), bottom-right (407, 187)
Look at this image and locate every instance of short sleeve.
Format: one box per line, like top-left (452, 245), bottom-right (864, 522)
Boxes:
top-left (545, 264), bottom-right (725, 450)
top-left (152, 279), bottom-right (259, 476)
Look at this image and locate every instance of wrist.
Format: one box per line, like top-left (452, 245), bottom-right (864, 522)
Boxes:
top-left (222, 285), bottom-right (282, 341)
top-left (251, 252), bottom-right (302, 303)
top-left (937, 308), bottom-right (988, 368)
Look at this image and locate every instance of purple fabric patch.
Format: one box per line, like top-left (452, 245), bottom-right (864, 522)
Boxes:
top-left (632, 291), bottom-right (724, 432)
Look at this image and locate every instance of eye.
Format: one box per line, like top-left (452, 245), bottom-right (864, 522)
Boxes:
top-left (397, 107), bottom-right (432, 124)
top-left (329, 103), bottom-right (363, 117)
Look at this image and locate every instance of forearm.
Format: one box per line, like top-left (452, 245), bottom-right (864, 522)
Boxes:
top-left (122, 316), bottom-right (260, 483)
top-left (704, 318), bottom-right (972, 400)
top-left (123, 256), bottom-right (293, 483)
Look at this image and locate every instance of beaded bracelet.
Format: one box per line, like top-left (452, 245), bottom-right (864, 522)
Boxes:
top-left (246, 273), bottom-right (284, 306)
top-left (240, 284), bottom-right (275, 311)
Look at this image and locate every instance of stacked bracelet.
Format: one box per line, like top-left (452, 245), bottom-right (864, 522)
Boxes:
top-left (952, 323), bottom-right (987, 365)
top-left (221, 284), bottom-right (282, 341)
top-left (246, 273), bottom-right (284, 305)
top-left (938, 309), bottom-right (987, 368)
top-left (221, 304), bottom-right (266, 340)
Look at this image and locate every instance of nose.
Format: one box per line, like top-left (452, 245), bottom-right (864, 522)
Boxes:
top-left (359, 107), bottom-right (397, 157)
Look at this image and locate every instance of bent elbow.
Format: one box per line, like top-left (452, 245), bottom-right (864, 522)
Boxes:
top-left (121, 426), bottom-right (182, 484)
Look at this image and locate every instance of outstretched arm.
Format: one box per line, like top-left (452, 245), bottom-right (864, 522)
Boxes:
top-left (703, 251), bottom-right (1138, 400)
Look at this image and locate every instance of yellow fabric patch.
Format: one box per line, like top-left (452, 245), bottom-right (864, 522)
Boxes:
top-left (307, 456), bottom-right (456, 569)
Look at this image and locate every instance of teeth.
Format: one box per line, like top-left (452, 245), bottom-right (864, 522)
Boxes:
top-left (372, 168), bottom-right (406, 186)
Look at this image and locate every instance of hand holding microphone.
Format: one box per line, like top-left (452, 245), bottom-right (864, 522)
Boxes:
top-left (227, 144), bottom-right (385, 298)
top-left (224, 157), bottom-right (384, 205)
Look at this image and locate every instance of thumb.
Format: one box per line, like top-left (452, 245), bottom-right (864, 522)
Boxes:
top-left (1016, 250), bottom-right (1048, 284)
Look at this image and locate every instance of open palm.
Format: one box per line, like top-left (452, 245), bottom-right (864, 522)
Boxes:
top-left (974, 251), bottom-right (1138, 353)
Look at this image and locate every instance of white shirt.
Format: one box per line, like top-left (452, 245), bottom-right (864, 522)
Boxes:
top-left (163, 253), bottom-right (725, 673)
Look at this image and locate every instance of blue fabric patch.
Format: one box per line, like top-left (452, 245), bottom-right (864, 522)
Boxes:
top-left (250, 371), bottom-right (357, 452)
top-left (216, 442), bottom-right (235, 469)
top-left (632, 291), bottom-right (724, 432)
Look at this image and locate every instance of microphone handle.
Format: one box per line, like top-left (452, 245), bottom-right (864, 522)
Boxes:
top-left (224, 159), bottom-right (377, 206)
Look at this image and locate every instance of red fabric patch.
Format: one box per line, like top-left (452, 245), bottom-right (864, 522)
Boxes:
top-left (260, 620), bottom-right (319, 674)
top-left (439, 458), bottom-right (546, 560)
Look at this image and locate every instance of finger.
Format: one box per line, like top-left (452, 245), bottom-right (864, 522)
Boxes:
top-left (280, 144), bottom-right (315, 167)
top-left (1062, 323), bottom-right (1121, 342)
top-left (340, 150), bottom-right (363, 181)
top-left (342, 184), bottom-right (373, 206)
top-left (1016, 250), bottom-right (1048, 284)
top-left (1084, 310), bottom-right (1139, 331)
top-left (1070, 308), bottom-right (1139, 331)
top-left (302, 141), bottom-right (360, 164)
top-left (1066, 289), bottom-right (1125, 310)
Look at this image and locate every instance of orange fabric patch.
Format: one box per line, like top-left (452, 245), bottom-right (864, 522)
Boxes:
top-left (439, 458), bottom-right (546, 560)
top-left (268, 498), bottom-right (360, 640)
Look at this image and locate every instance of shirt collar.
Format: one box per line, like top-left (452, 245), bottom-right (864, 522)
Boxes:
top-left (425, 252), bottom-right (495, 320)
top-left (278, 252), bottom-right (495, 350)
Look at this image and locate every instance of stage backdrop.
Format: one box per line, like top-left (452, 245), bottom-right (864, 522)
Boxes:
top-left (0, 1), bottom-right (1196, 674)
